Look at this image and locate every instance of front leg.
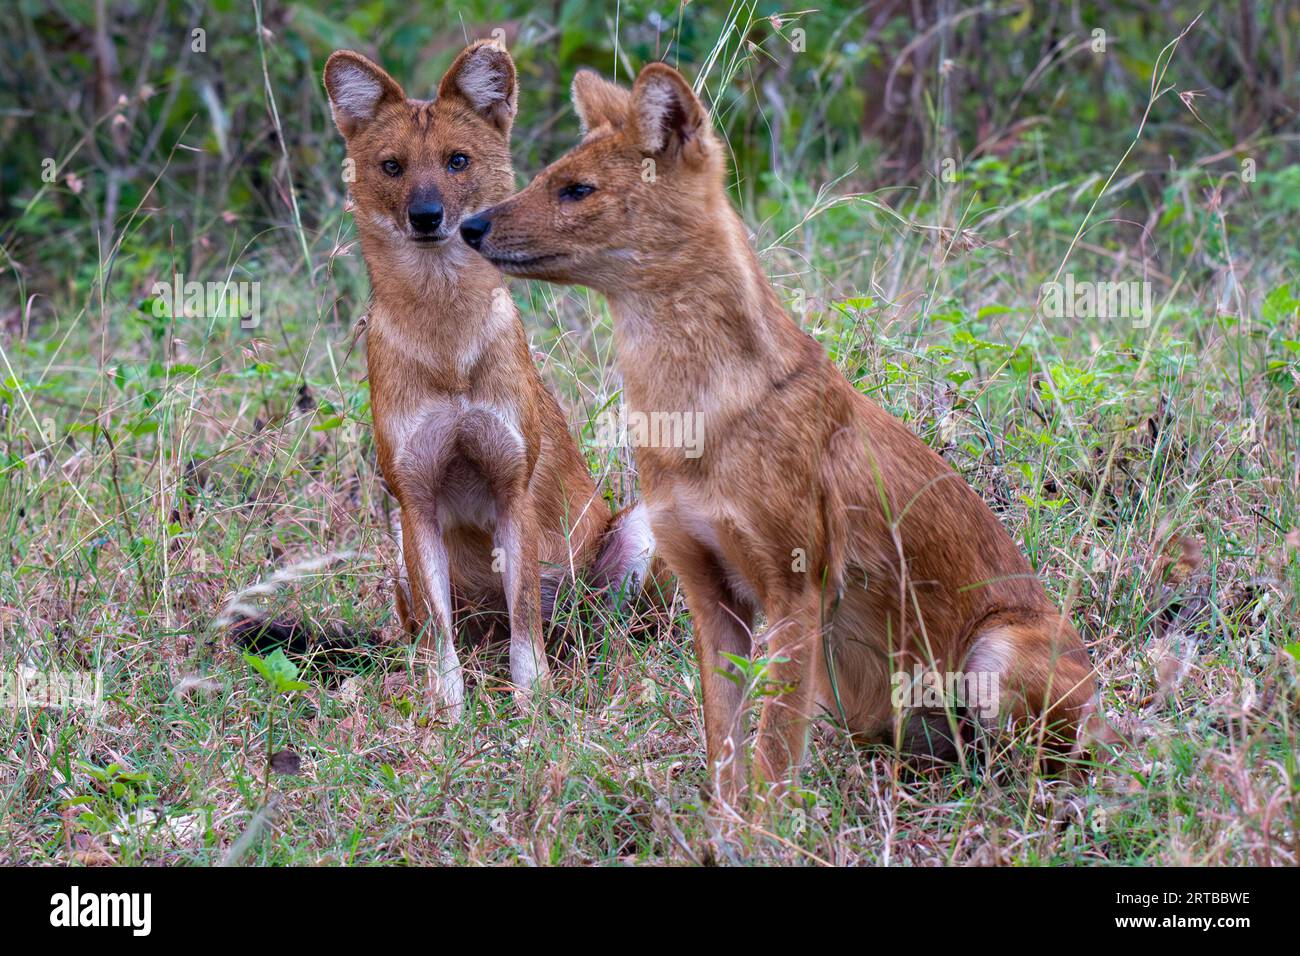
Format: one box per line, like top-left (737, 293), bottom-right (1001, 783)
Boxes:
top-left (662, 547), bottom-right (754, 811)
top-left (390, 505), bottom-right (416, 634)
top-left (496, 504), bottom-right (549, 709)
top-left (404, 511), bottom-right (465, 721)
top-left (751, 593), bottom-right (823, 803)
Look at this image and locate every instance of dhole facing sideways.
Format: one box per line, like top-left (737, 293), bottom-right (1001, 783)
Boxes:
top-left (324, 42), bottom-right (653, 719)
top-left (461, 64), bottom-right (1098, 801)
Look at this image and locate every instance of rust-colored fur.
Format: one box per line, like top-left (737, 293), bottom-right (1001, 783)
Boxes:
top-left (324, 44), bottom-right (653, 718)
top-left (464, 64), bottom-right (1097, 801)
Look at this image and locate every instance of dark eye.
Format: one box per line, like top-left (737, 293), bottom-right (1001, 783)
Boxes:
top-left (559, 183), bottom-right (596, 202)
top-left (447, 153), bottom-right (470, 172)
top-left (381, 159), bottom-right (402, 177)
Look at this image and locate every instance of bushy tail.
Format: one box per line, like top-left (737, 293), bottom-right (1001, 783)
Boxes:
top-left (225, 614), bottom-right (377, 660)
top-left (217, 552), bottom-right (377, 666)
top-left (589, 501), bottom-right (667, 609)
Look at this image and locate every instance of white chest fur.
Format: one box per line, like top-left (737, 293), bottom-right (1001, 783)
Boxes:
top-left (383, 395), bottom-right (526, 532)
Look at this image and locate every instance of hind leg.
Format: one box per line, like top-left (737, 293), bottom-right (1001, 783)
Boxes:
top-left (964, 611), bottom-right (1096, 767)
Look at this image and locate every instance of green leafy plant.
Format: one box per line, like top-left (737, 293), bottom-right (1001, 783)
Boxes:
top-left (244, 649), bottom-right (311, 792)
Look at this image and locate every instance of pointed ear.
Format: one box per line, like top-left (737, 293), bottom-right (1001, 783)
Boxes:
top-left (571, 69), bottom-right (632, 134)
top-left (438, 40), bottom-right (517, 133)
top-left (324, 51), bottom-right (405, 138)
top-left (630, 63), bottom-right (710, 161)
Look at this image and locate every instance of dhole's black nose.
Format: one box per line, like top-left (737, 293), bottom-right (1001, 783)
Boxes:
top-left (408, 201), bottom-right (444, 234)
top-left (460, 216), bottom-right (491, 249)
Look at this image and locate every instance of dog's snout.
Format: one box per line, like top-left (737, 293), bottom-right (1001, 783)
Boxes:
top-left (409, 201), bottom-right (444, 234)
top-left (460, 216), bottom-right (491, 249)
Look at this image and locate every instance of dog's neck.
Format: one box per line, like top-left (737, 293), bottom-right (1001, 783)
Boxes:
top-left (606, 205), bottom-right (805, 416)
top-left (362, 232), bottom-right (521, 389)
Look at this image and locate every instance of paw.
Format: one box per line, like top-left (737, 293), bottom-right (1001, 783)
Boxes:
top-left (509, 655), bottom-right (551, 713)
top-left (425, 666), bottom-right (465, 723)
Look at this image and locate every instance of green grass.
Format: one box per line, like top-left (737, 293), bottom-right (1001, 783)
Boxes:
top-left (2, 2), bottom-right (1298, 865)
